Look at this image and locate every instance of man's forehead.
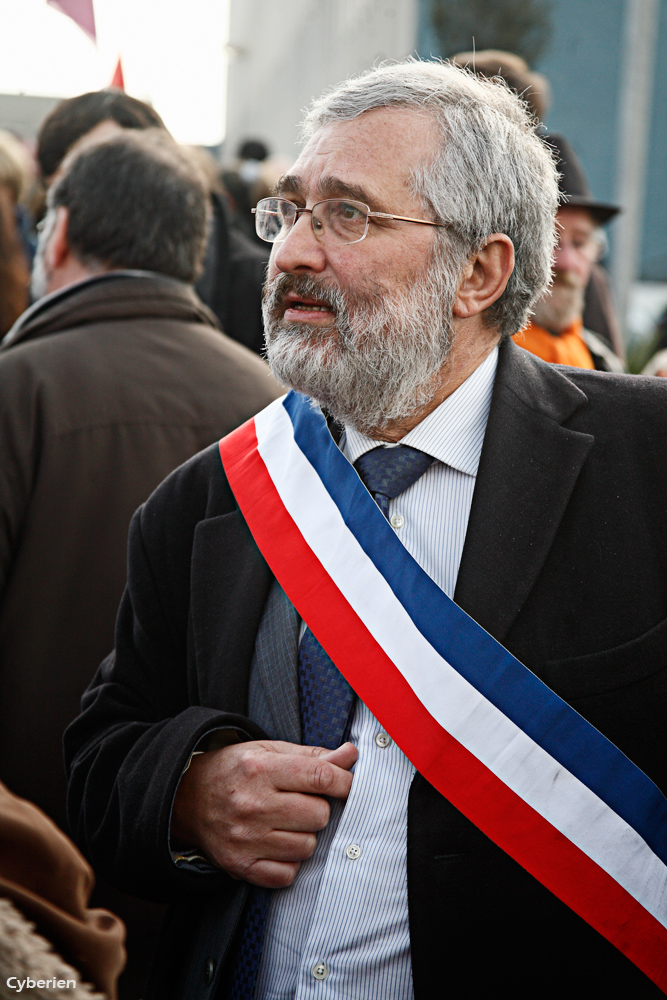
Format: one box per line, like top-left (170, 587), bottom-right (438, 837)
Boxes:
top-left (557, 205), bottom-right (599, 234)
top-left (276, 108), bottom-right (436, 209)
top-left (275, 172), bottom-right (386, 212)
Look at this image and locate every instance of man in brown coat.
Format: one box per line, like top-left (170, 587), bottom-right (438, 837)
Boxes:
top-left (0, 129), bottom-right (278, 994)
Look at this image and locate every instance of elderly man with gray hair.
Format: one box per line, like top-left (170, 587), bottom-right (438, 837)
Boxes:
top-left (66, 62), bottom-right (667, 1000)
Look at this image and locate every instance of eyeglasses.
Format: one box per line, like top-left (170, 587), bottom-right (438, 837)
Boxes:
top-left (252, 196), bottom-right (445, 246)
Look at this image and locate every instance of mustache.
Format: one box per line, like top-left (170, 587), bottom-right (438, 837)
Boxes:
top-left (551, 270), bottom-right (583, 290)
top-left (263, 272), bottom-right (342, 312)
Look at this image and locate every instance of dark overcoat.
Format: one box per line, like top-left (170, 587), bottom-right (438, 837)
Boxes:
top-left (66, 340), bottom-right (667, 998)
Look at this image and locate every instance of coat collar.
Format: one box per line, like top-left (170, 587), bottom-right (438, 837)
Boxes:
top-left (454, 339), bottom-right (593, 641)
top-left (1, 271), bottom-right (219, 350)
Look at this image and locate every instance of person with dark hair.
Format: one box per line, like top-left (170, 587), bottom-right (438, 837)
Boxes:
top-left (0, 131), bottom-right (32, 335)
top-left (67, 62), bottom-right (667, 1000)
top-left (35, 90), bottom-right (269, 353)
top-left (0, 128), bottom-right (279, 998)
top-left (222, 137), bottom-right (276, 246)
top-left (237, 138), bottom-right (270, 163)
top-left (30, 129), bottom-right (208, 292)
top-left (31, 129), bottom-right (209, 292)
top-left (36, 90), bottom-right (166, 184)
top-left (0, 185), bottom-right (30, 338)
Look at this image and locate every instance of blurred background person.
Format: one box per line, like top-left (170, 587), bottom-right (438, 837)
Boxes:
top-left (641, 306), bottom-right (667, 376)
top-left (452, 47), bottom-right (551, 121)
top-left (0, 129), bottom-right (36, 264)
top-left (0, 780), bottom-right (125, 1000)
top-left (221, 137), bottom-right (293, 254)
top-left (0, 128), bottom-right (278, 997)
top-left (221, 137), bottom-right (270, 243)
top-left (513, 134), bottom-right (624, 371)
top-left (453, 48), bottom-right (625, 364)
top-left (36, 89), bottom-right (269, 353)
top-left (0, 130), bottom-right (33, 336)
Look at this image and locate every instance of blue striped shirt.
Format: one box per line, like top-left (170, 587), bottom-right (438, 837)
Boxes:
top-left (255, 347), bottom-right (498, 999)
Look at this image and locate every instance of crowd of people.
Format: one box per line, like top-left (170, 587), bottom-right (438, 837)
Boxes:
top-left (1, 52), bottom-right (666, 1000)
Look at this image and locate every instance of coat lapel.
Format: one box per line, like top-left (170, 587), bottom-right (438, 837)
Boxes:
top-left (454, 341), bottom-right (594, 642)
top-left (191, 511), bottom-right (273, 713)
top-left (192, 504), bottom-right (302, 739)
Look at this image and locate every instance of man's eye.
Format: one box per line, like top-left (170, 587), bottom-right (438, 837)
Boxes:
top-left (338, 202), bottom-right (363, 220)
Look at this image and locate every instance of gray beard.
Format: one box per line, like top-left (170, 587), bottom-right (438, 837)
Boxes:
top-left (532, 273), bottom-right (586, 334)
top-left (262, 252), bottom-right (458, 435)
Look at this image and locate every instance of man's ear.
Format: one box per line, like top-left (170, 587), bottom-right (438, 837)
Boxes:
top-left (452, 234), bottom-right (515, 319)
top-left (44, 206), bottom-right (72, 272)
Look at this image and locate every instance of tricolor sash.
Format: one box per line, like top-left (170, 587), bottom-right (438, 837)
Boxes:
top-left (219, 390), bottom-right (667, 992)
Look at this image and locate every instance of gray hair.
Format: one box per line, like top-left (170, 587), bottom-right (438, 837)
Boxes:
top-left (301, 59), bottom-right (559, 339)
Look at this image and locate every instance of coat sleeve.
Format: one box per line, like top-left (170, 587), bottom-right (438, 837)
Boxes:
top-left (64, 445), bottom-right (268, 902)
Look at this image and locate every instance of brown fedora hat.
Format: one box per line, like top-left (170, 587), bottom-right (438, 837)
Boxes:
top-left (545, 133), bottom-right (620, 225)
top-left (452, 48), bottom-right (551, 120)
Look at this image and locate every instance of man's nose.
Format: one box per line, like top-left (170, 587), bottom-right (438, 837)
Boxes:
top-left (555, 242), bottom-right (572, 269)
top-left (271, 212), bottom-right (327, 275)
top-left (554, 240), bottom-right (589, 277)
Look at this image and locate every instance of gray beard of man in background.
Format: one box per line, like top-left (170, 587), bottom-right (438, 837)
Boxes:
top-left (262, 239), bottom-right (460, 435)
top-left (531, 270), bottom-right (584, 335)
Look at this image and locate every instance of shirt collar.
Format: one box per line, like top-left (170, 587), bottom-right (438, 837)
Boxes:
top-left (341, 346), bottom-right (498, 477)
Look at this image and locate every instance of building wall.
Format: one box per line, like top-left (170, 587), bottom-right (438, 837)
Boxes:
top-left (0, 94), bottom-right (60, 142)
top-left (536, 0), bottom-right (624, 208)
top-left (640, 0), bottom-right (667, 281)
top-left (225, 0), bottom-right (418, 162)
top-left (417, 0), bottom-right (667, 284)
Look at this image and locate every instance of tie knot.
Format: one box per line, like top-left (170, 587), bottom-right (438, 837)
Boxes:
top-left (354, 445), bottom-right (435, 501)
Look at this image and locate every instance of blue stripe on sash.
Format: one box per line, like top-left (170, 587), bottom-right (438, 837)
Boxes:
top-left (282, 391), bottom-right (667, 864)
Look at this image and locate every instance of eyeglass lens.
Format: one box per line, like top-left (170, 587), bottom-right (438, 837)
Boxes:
top-left (254, 198), bottom-right (370, 245)
top-left (254, 198), bottom-right (295, 242)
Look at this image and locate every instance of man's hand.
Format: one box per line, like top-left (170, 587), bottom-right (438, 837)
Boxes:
top-left (171, 740), bottom-right (358, 888)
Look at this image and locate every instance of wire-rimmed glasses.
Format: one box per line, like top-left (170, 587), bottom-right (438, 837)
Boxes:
top-left (252, 197), bottom-right (445, 246)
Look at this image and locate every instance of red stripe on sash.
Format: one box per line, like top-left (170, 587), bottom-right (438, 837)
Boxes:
top-left (220, 421), bottom-right (667, 992)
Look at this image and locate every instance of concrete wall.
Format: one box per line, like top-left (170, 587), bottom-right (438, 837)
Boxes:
top-left (417, 0), bottom-right (667, 287)
top-left (0, 94), bottom-right (60, 142)
top-left (225, 0), bottom-right (418, 163)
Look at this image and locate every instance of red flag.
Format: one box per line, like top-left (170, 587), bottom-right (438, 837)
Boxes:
top-left (46, 0), bottom-right (96, 43)
top-left (110, 57), bottom-right (125, 91)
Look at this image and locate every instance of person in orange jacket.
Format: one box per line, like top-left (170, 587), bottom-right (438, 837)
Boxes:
top-left (514, 134), bottom-right (625, 372)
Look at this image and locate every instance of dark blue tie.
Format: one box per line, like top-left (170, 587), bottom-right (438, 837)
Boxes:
top-left (354, 444), bottom-right (435, 519)
top-left (228, 444), bottom-right (434, 999)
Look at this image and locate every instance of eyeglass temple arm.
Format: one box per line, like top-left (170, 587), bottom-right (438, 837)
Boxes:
top-left (369, 211), bottom-right (444, 228)
top-left (251, 206), bottom-right (443, 228)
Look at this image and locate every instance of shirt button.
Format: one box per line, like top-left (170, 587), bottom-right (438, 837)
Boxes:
top-left (312, 962), bottom-right (329, 980)
top-left (345, 843), bottom-right (362, 860)
top-left (375, 731), bottom-right (392, 748)
top-left (390, 513), bottom-right (404, 529)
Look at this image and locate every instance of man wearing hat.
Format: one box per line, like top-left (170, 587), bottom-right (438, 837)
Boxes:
top-left (514, 134), bottom-right (624, 371)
